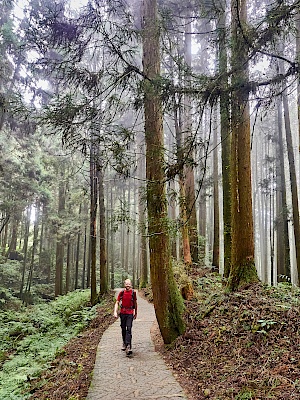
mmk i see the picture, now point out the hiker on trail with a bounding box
[114,279,137,355]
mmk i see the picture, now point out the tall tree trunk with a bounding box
[218,3,231,278]
[55,171,66,297]
[82,223,87,289]
[98,162,108,294]
[296,10,300,152]
[66,236,71,293]
[138,148,148,287]
[227,0,258,291]
[212,107,220,271]
[276,95,291,280]
[8,210,21,259]
[20,207,30,297]
[90,141,98,304]
[38,203,46,272]
[281,72,300,283]
[75,204,81,290]
[142,0,185,344]
[132,181,137,287]
[125,182,131,273]
[174,97,192,265]
[184,15,198,263]
[1,214,9,254]
[24,202,40,304]
[110,189,115,290]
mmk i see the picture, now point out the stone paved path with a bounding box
[86,290,187,400]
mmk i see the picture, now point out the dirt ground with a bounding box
[27,273,300,400]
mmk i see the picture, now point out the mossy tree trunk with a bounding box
[142,0,185,344]
[227,0,258,291]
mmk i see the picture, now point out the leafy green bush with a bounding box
[0,259,22,291]
[0,289,99,399]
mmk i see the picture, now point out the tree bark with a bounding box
[90,141,98,304]
[184,15,198,263]
[55,170,66,297]
[217,4,231,278]
[281,69,300,283]
[174,96,192,265]
[227,0,258,291]
[142,0,185,343]
[98,162,108,294]
[20,207,30,297]
[110,188,115,290]
[75,204,81,290]
[276,95,291,280]
[66,236,71,293]
[137,134,148,288]
[212,107,220,271]
[24,202,40,304]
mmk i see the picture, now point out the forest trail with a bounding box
[86,290,187,400]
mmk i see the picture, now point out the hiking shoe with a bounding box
[121,343,126,351]
[125,345,132,356]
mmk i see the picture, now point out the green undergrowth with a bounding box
[0,289,102,400]
[165,270,300,399]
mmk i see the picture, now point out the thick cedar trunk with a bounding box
[142,0,185,344]
[227,0,258,291]
[98,163,108,294]
[218,6,231,278]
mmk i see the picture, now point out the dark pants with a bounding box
[120,313,134,348]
